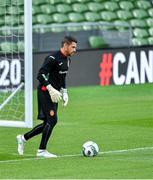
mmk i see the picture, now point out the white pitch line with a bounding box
[0,146,153,164]
[100,146,153,155]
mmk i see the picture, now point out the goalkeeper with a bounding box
[16,36,77,158]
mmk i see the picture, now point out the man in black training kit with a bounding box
[16,36,77,158]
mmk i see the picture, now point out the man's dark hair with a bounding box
[61,36,77,47]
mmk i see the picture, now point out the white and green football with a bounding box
[82,141,99,157]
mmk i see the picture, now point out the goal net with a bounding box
[0,0,33,128]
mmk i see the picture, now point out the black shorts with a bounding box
[37,88,58,120]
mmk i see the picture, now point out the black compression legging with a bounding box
[24,116,57,149]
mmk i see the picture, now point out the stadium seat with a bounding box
[50,0,66,3]
[0,26,12,35]
[17,25,24,34]
[20,15,24,24]
[130,19,147,28]
[46,0,63,4]
[117,10,133,20]
[130,0,138,2]
[67,25,83,31]
[17,41,24,52]
[33,26,52,33]
[50,24,66,32]
[132,9,148,19]
[0,0,11,6]
[0,42,17,53]
[82,22,99,31]
[77,0,91,3]
[56,4,72,13]
[145,18,153,27]
[93,0,107,2]
[148,37,153,45]
[53,13,69,23]
[72,3,88,13]
[7,6,24,15]
[135,0,151,9]
[68,13,85,22]
[133,28,149,38]
[65,0,78,3]
[36,14,53,24]
[32,0,46,5]
[84,12,101,22]
[87,2,104,12]
[0,19,4,26]
[132,38,148,46]
[40,4,56,14]
[148,28,153,36]
[0,7,6,16]
[148,8,153,17]
[100,11,117,21]
[104,2,119,11]
[114,20,130,31]
[5,15,19,26]
[99,23,116,30]
[12,0,24,6]
[89,36,108,48]
[119,1,134,10]
[32,5,41,15]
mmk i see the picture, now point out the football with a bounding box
[82,141,99,157]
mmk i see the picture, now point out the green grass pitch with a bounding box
[0,83,153,179]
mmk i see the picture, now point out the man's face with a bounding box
[64,42,77,56]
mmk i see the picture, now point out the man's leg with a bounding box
[37,108,58,158]
[17,122,45,155]
[24,122,45,141]
[39,110,57,150]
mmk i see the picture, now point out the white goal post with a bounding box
[0,0,33,128]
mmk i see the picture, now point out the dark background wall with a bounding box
[0,46,152,91]
[33,46,153,89]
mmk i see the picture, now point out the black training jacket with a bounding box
[37,50,70,91]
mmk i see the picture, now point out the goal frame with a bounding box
[0,0,33,128]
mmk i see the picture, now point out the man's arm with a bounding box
[37,55,62,103]
[60,75,68,107]
[37,55,55,86]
